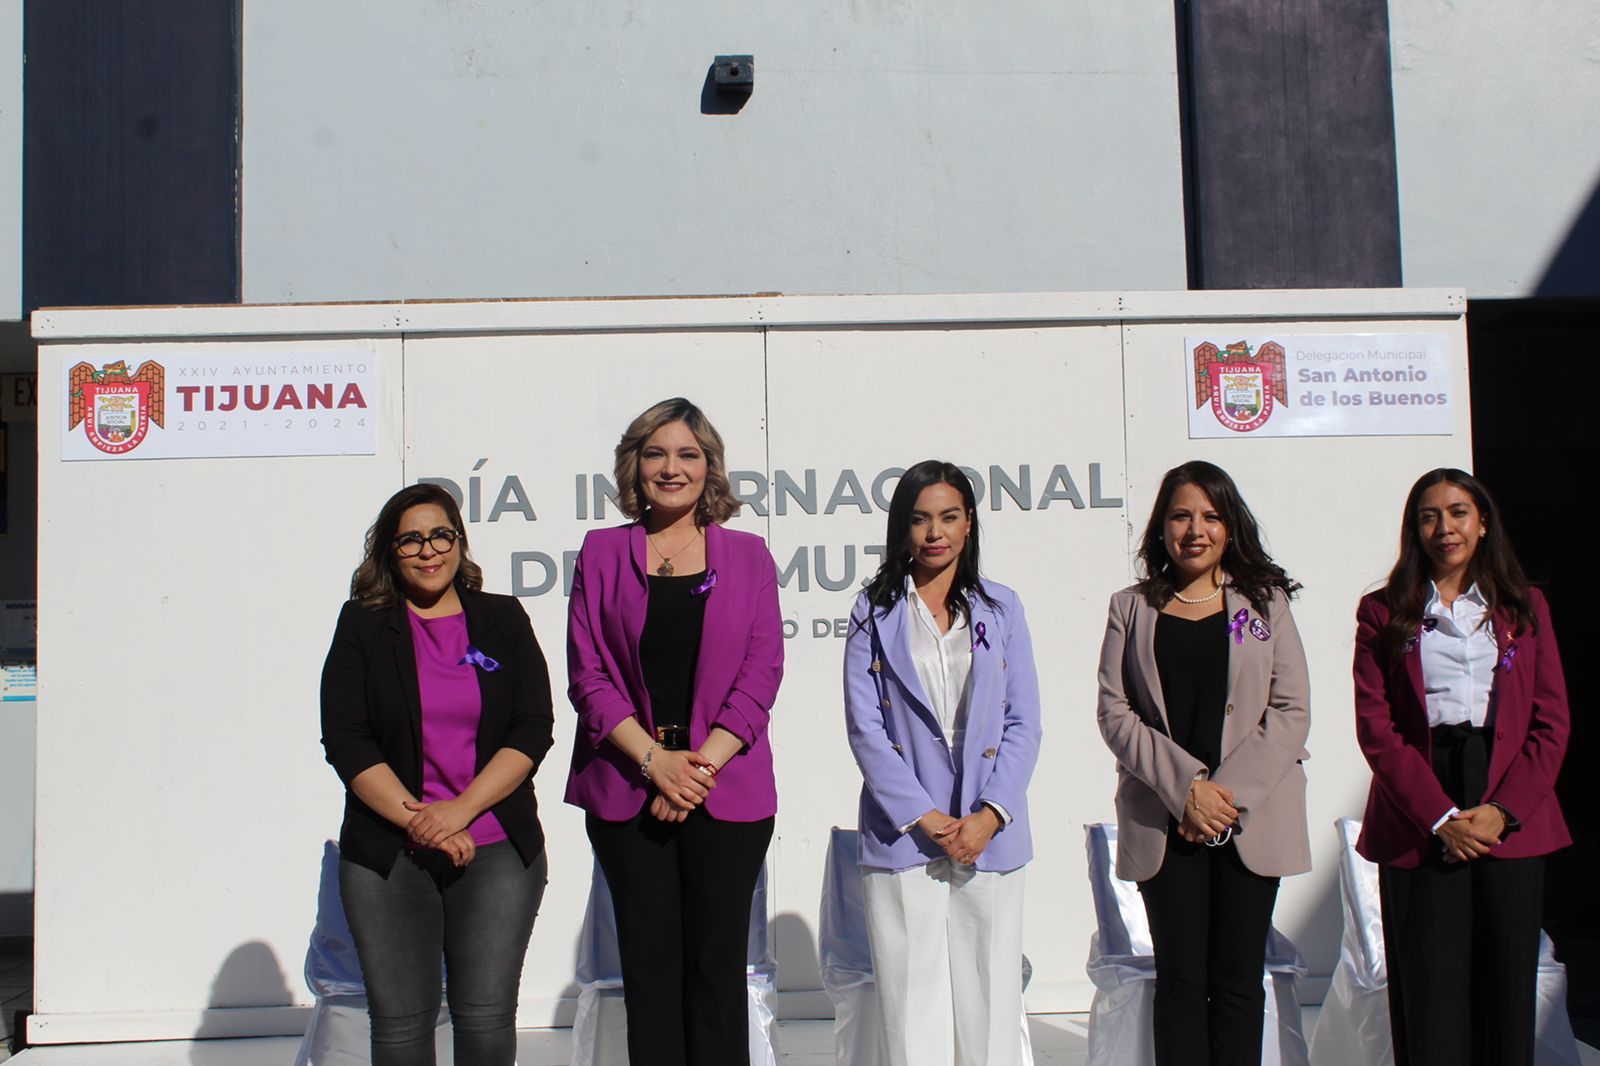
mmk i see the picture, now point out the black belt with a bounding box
[1430,722,1489,810]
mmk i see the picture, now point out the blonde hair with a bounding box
[614,397,741,525]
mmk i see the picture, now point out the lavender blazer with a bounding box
[1353,588,1570,867]
[843,580,1043,873]
[563,522,784,822]
[1096,586,1312,882]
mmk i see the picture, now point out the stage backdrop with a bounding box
[31,289,1469,1043]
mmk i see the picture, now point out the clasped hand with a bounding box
[921,808,1001,865]
[647,748,719,823]
[1179,779,1237,843]
[1437,804,1505,863]
[403,797,478,867]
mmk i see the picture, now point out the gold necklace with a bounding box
[648,527,701,576]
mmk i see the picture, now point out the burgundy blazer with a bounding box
[1353,587,1570,867]
[563,521,784,821]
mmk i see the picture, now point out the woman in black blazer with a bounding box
[321,482,554,1066]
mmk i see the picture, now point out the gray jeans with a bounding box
[340,842,547,1066]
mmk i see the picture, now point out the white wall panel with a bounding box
[241,1,1185,303]
[31,291,1467,1040]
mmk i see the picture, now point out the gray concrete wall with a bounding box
[1,0,21,319]
[1391,0,1600,297]
[240,0,1188,301]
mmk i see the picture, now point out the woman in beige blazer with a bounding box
[1096,460,1311,1066]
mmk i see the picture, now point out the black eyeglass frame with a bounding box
[392,528,463,558]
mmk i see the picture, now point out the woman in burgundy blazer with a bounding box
[1353,468,1569,1066]
[563,397,782,1066]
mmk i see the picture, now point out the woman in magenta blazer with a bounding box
[1354,468,1570,1066]
[564,397,782,1066]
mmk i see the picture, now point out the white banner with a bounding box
[1185,332,1454,438]
[59,347,377,460]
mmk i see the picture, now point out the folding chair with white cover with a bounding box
[569,854,779,1066]
[1308,817,1581,1066]
[817,826,1035,1066]
[1083,822,1310,1066]
[292,840,451,1066]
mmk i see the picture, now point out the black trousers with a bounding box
[1380,723,1545,1066]
[1139,831,1281,1066]
[586,808,774,1066]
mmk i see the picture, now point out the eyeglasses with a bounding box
[392,529,462,557]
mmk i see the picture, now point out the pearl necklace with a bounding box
[1172,583,1224,605]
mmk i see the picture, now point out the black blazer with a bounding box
[320,588,555,875]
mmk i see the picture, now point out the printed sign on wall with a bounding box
[60,349,377,460]
[1185,333,1454,438]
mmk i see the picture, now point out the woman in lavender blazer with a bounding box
[843,459,1043,1066]
[563,397,783,1066]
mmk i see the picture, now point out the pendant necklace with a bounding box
[648,527,701,576]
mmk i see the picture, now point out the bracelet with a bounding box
[640,743,662,780]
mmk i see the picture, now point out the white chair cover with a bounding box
[817,826,1035,1066]
[292,840,451,1066]
[1309,818,1581,1066]
[1084,823,1310,1066]
[569,854,779,1066]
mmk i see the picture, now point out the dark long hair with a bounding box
[1135,460,1299,614]
[349,482,484,608]
[861,460,999,624]
[1378,467,1534,661]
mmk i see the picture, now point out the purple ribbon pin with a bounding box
[1228,608,1249,645]
[459,645,501,673]
[972,621,990,651]
[1404,618,1440,654]
[1498,642,1517,673]
[1249,617,1271,641]
[691,569,719,597]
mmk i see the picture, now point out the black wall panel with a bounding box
[23,2,239,311]
[1180,0,1402,289]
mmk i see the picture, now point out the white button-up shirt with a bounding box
[1420,581,1497,729]
[905,576,973,740]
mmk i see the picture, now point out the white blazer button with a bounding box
[871,660,882,673]
[881,698,892,709]
[1226,703,1234,716]
[983,747,997,759]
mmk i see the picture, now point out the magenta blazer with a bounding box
[563,521,784,821]
[1353,587,1571,868]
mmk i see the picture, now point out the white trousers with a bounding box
[862,858,1027,1066]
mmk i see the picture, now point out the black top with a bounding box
[1154,610,1228,773]
[640,572,709,733]
[320,589,555,875]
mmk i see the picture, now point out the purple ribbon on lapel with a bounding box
[459,645,501,673]
[1228,608,1249,645]
[972,621,990,651]
[1405,617,1440,654]
[1498,641,1517,673]
[691,569,718,597]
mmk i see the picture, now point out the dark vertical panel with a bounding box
[1182,0,1401,289]
[1467,298,1600,1034]
[23,2,239,311]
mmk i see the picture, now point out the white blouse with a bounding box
[905,576,974,740]
[1419,582,1497,729]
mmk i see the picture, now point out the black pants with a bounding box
[1379,723,1545,1066]
[1139,831,1281,1066]
[586,808,775,1066]
[340,843,547,1066]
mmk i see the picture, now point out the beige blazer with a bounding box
[1096,585,1311,881]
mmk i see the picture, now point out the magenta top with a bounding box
[408,610,506,847]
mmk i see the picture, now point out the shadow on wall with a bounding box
[189,941,293,1065]
[1536,172,1600,297]
[773,912,821,995]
